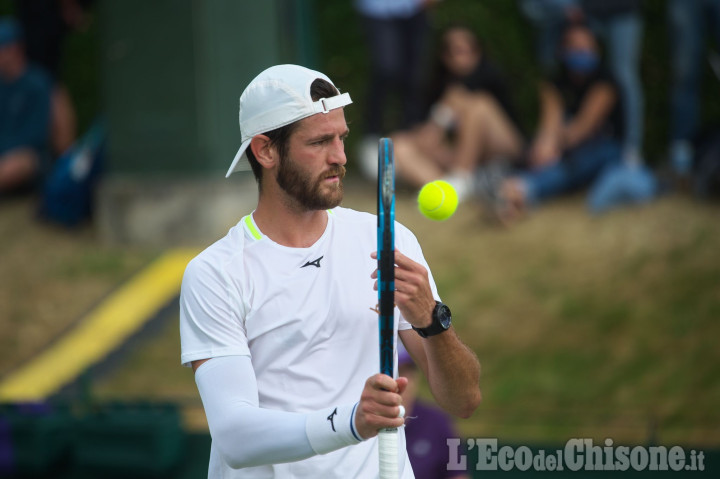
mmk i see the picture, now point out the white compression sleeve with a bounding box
[194,355,362,469]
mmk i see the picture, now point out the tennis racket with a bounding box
[377,137,398,479]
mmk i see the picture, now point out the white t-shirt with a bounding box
[180,207,439,478]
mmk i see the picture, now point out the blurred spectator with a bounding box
[13,0,90,79]
[693,130,720,199]
[0,17,52,196]
[390,25,526,200]
[582,0,645,166]
[520,0,645,165]
[667,0,720,179]
[354,0,438,179]
[12,0,94,157]
[518,0,580,73]
[497,22,622,221]
[690,48,720,200]
[398,345,470,479]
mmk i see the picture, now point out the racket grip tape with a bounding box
[378,427,399,478]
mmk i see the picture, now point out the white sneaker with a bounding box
[441,171,474,203]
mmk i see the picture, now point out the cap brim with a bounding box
[226,138,252,178]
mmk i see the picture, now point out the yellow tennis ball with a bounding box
[418,180,458,221]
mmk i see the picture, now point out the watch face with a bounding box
[438,304,452,329]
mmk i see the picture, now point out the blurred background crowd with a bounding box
[0,0,719,222]
[350,0,720,224]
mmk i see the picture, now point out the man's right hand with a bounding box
[354,374,407,439]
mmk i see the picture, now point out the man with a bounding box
[179,64,482,478]
[0,17,52,195]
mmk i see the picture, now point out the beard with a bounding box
[276,155,345,211]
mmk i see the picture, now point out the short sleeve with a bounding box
[179,254,250,367]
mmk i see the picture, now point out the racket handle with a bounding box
[378,427,399,478]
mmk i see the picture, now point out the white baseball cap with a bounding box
[226,64,353,177]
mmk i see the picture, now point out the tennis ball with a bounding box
[418,180,458,221]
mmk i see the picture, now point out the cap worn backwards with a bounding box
[226,64,353,178]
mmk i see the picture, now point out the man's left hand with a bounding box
[371,250,435,329]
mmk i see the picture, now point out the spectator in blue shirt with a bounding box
[0,17,52,195]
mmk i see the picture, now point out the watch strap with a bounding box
[412,301,451,338]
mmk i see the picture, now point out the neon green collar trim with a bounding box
[243,215,263,240]
[244,210,333,240]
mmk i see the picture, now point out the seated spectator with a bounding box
[519,0,645,165]
[391,25,526,200]
[497,21,622,221]
[398,345,470,479]
[0,17,52,196]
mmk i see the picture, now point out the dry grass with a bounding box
[0,197,158,377]
[400,193,720,447]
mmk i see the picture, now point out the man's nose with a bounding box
[329,137,347,166]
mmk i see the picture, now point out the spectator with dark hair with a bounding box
[390,25,526,200]
[0,17,52,196]
[520,0,645,167]
[497,22,622,221]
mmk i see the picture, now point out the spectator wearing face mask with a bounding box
[496,21,623,222]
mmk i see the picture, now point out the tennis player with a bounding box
[179,64,482,478]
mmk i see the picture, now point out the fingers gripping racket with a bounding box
[377,138,398,478]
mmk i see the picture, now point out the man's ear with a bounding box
[250,135,277,169]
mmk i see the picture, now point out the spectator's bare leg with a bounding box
[451,93,524,172]
[51,85,77,155]
[393,123,451,188]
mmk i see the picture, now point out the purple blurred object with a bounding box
[398,343,414,368]
[0,417,14,476]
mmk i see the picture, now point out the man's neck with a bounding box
[253,190,331,248]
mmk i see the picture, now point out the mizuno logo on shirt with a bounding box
[327,407,338,432]
[301,256,323,268]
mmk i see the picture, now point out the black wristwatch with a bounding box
[413,301,452,338]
